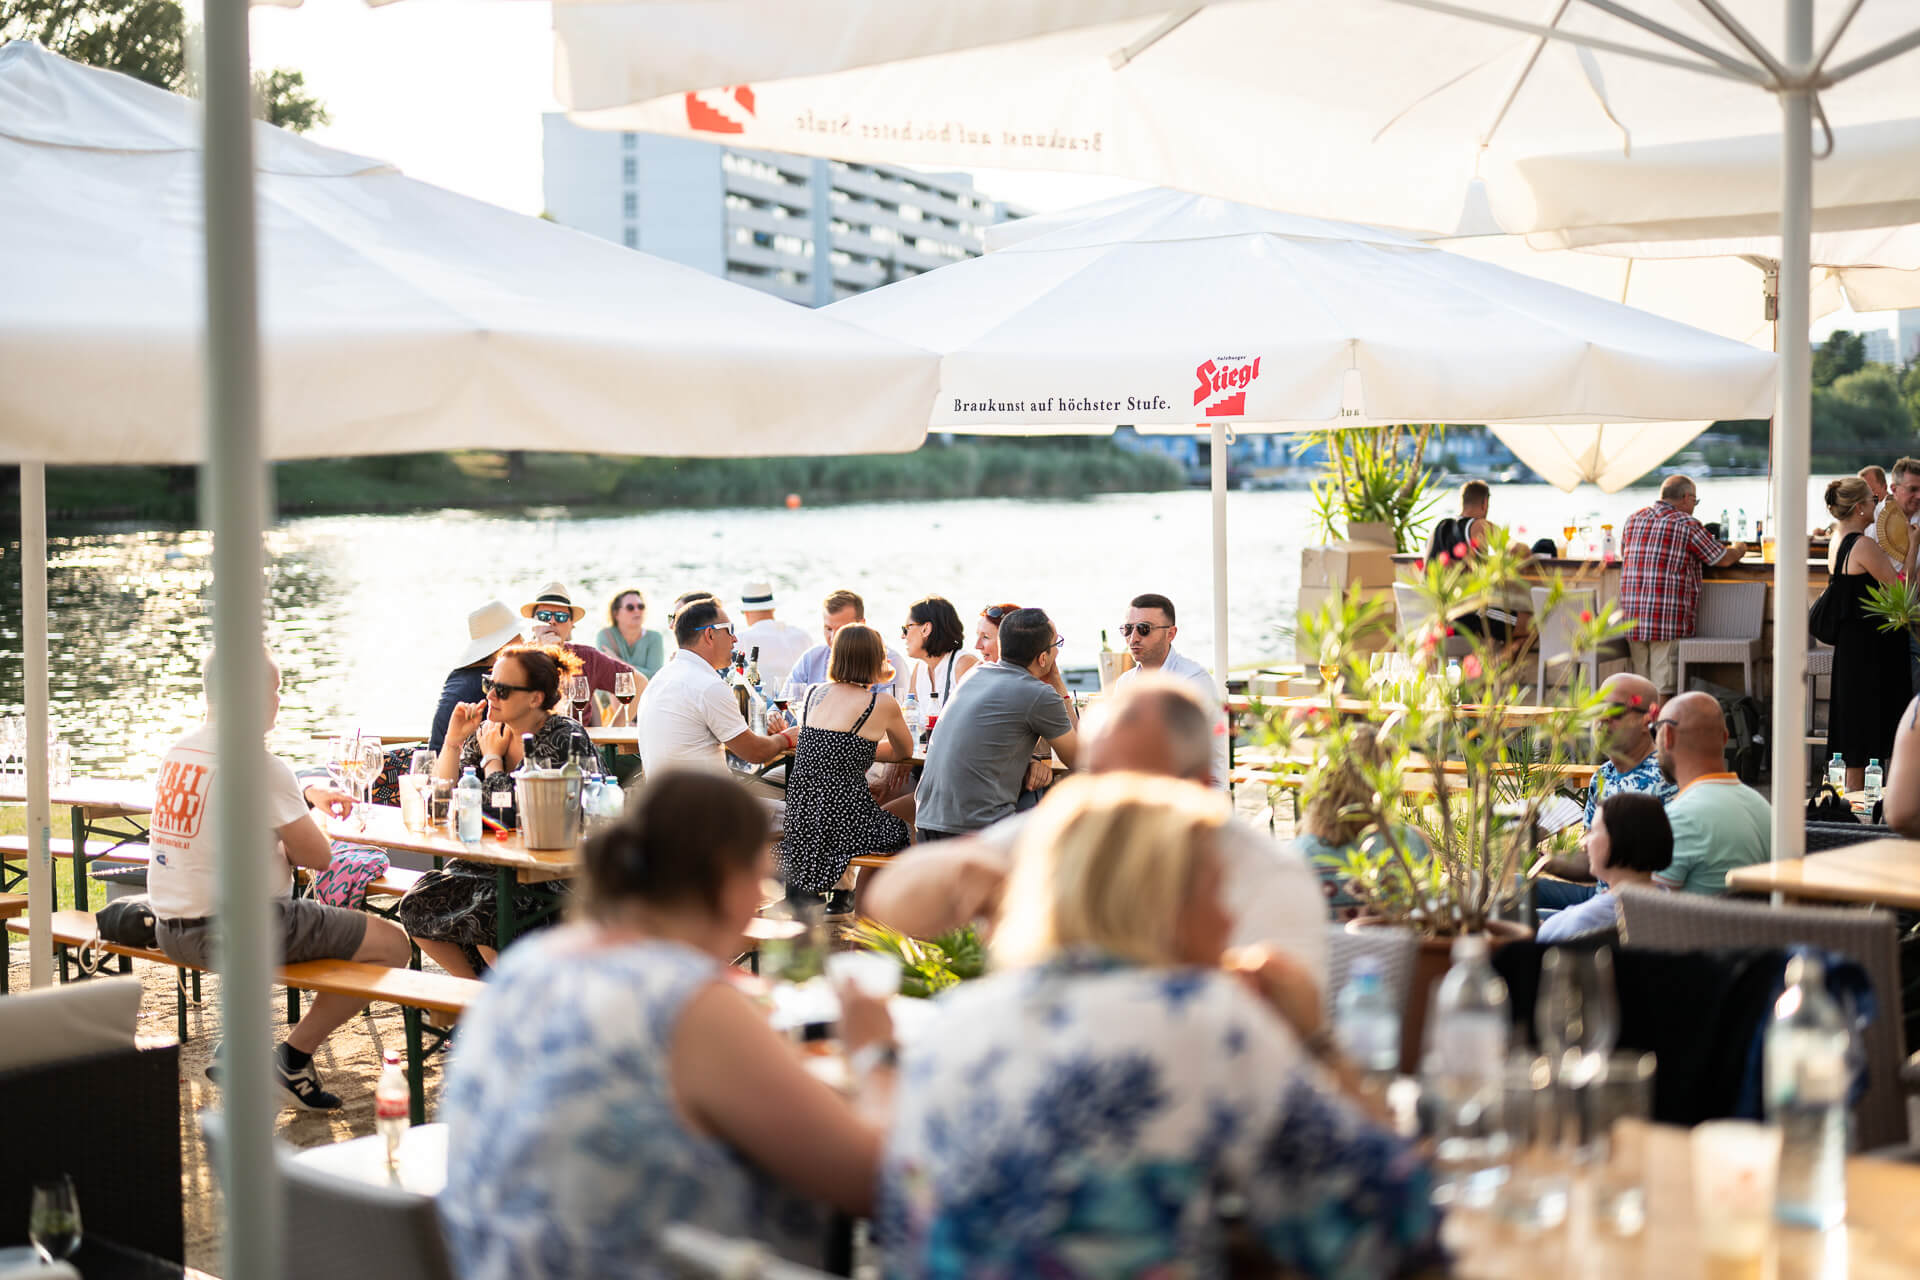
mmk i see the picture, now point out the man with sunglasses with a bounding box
[520,581,636,726]
[1651,691,1771,895]
[637,598,793,777]
[1533,673,1674,911]
[1113,593,1228,789]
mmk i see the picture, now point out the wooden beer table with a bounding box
[1725,839,1920,912]
[0,776,155,906]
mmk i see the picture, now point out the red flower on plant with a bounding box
[1414,558,1426,572]
[1579,610,1594,624]
[1437,550,1451,567]
[1462,655,1482,680]
[1453,542,1470,559]
[1629,694,1643,708]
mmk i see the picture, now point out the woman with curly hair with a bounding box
[397,642,598,978]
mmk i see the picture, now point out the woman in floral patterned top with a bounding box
[878,773,1440,1280]
[440,770,896,1280]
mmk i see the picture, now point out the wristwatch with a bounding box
[848,1041,900,1081]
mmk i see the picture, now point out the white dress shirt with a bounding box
[637,649,749,776]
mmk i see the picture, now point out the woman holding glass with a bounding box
[440,770,894,1280]
[395,642,597,978]
[879,773,1439,1279]
[596,587,666,680]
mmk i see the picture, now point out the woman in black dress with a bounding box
[1823,476,1918,792]
[397,642,596,978]
[777,624,914,913]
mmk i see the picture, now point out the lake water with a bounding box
[2,474,1818,778]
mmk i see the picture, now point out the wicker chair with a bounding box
[1323,921,1419,1019]
[1676,580,1767,696]
[1616,891,1912,1151]
[1530,587,1631,703]
[1804,822,1894,853]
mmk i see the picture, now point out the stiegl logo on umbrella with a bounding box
[1194,356,1260,417]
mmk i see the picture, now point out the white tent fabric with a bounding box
[0,42,941,463]
[824,190,1777,431]
[550,1,1920,245]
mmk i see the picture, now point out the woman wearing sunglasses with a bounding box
[973,601,1020,666]
[397,642,598,979]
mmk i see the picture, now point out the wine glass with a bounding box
[612,671,638,725]
[568,675,592,723]
[1537,947,1620,1081]
[355,737,384,831]
[30,1173,82,1264]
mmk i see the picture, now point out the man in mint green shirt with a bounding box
[1652,692,1771,893]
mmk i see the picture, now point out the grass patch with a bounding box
[2,804,112,913]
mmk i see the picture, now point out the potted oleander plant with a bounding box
[1264,527,1633,1067]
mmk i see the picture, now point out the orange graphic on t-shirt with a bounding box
[153,760,211,839]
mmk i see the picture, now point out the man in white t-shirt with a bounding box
[1114,592,1229,788]
[736,581,813,687]
[860,675,1327,989]
[148,648,411,1111]
[637,599,795,776]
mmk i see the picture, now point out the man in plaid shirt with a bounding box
[1619,475,1746,696]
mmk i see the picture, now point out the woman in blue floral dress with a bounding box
[439,770,898,1280]
[877,773,1441,1280]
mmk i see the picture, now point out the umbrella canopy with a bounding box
[0,41,940,463]
[550,1,1920,246]
[824,189,1778,431]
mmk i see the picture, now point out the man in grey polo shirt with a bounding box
[914,608,1079,840]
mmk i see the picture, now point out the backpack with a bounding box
[1686,675,1767,785]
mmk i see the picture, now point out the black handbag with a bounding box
[1808,533,1856,646]
[95,896,158,948]
[1805,785,1857,824]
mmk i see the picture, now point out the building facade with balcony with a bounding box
[542,119,1027,307]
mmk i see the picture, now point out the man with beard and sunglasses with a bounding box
[637,598,793,777]
[1113,593,1228,788]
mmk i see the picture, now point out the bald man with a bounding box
[1652,691,1771,894]
[858,675,1327,986]
[1535,672,1677,911]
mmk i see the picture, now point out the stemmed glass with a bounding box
[30,1173,82,1264]
[0,714,22,778]
[612,671,638,726]
[355,738,385,829]
[567,676,592,723]
[1537,947,1620,1082]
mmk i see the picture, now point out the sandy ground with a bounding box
[6,784,1290,1277]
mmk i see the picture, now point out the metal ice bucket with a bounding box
[514,768,583,849]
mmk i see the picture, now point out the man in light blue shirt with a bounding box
[1652,692,1771,893]
[788,587,906,697]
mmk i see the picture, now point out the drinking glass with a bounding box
[612,671,638,725]
[1497,1052,1570,1231]
[1536,947,1619,1080]
[1576,1051,1657,1235]
[1691,1120,1781,1263]
[355,737,384,831]
[568,675,592,722]
[30,1173,82,1263]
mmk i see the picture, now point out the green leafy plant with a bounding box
[1261,531,1631,936]
[1863,577,1920,637]
[1306,424,1446,553]
[849,920,986,999]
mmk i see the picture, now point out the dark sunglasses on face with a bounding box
[1648,718,1679,734]
[1119,623,1166,638]
[619,601,645,612]
[532,609,574,624]
[482,676,537,697]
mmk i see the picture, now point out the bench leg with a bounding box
[69,807,88,911]
[57,944,69,984]
[403,1006,426,1126]
[496,867,516,952]
[118,953,132,975]
[192,968,201,1002]
[1,927,8,994]
[177,974,188,1044]
[286,985,300,1026]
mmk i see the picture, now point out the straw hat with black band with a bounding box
[521,582,587,623]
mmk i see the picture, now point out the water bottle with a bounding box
[1718,508,1730,536]
[375,1049,410,1168]
[1423,935,1512,1208]
[1767,951,1850,1228]
[1599,524,1617,563]
[1828,753,1846,791]
[453,766,483,848]
[903,692,924,746]
[1334,957,1401,1087]
[1865,758,1883,803]
[1736,507,1749,541]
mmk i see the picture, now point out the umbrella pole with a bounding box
[1210,421,1229,699]
[21,463,51,988]
[1769,0,1813,868]
[201,0,279,1275]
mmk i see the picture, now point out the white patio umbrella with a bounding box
[824,188,1778,687]
[0,40,937,1279]
[551,0,1920,878]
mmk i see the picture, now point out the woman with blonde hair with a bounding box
[1823,474,1917,790]
[879,773,1439,1280]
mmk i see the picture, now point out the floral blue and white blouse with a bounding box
[877,949,1441,1280]
[438,933,827,1280]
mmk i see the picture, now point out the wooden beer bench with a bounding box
[6,909,481,1123]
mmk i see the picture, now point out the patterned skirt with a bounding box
[395,859,570,970]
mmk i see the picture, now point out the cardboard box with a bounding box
[1293,585,1395,662]
[1345,521,1395,548]
[1301,541,1399,590]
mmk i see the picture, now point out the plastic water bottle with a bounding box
[453,766,483,848]
[1735,508,1749,541]
[375,1049,410,1169]
[1334,957,1401,1086]
[1599,524,1617,563]
[1719,508,1730,536]
[1767,951,1850,1228]
[1828,753,1846,791]
[1865,759,1883,803]
[903,692,924,746]
[1423,935,1512,1207]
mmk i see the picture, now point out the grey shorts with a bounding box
[155,898,368,970]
